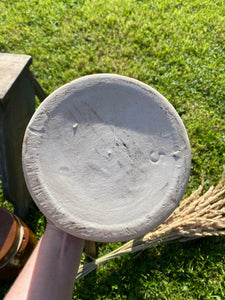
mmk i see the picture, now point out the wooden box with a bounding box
[0,53,36,218]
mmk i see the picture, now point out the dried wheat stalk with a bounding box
[76,169,225,281]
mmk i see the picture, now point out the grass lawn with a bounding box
[0,0,225,299]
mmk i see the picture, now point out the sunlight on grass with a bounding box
[0,0,224,299]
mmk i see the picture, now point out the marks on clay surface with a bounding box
[84,101,104,123]
[72,123,79,134]
[23,136,28,145]
[149,148,183,164]
[59,166,70,176]
[28,126,45,135]
[107,150,113,160]
[149,151,165,163]
[117,160,123,168]
[172,151,182,161]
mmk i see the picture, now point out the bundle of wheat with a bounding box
[76,169,225,281]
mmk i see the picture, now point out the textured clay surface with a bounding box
[22,74,191,242]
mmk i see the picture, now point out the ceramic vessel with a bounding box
[0,207,37,281]
[22,74,191,242]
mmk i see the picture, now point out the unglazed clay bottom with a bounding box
[22,74,191,242]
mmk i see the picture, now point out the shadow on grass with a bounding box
[73,236,225,299]
[24,202,47,239]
